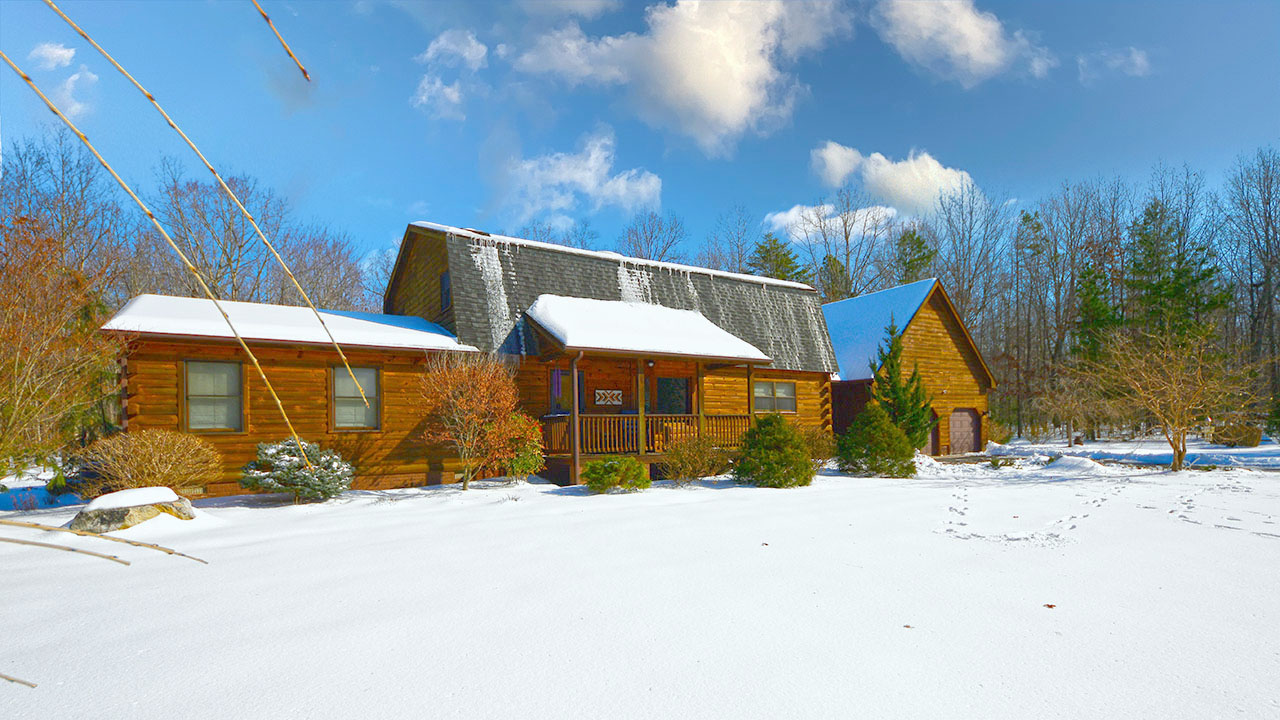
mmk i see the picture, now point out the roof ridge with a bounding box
[411,220,816,292]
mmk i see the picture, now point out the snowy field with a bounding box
[4,448,1280,718]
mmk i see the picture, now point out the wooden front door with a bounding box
[949,408,980,454]
[925,411,940,456]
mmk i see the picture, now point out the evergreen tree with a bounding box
[746,232,807,283]
[816,254,853,302]
[1126,199,1229,337]
[869,321,937,449]
[1073,263,1120,364]
[892,227,936,284]
[836,402,915,477]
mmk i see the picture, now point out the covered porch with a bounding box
[523,294,774,483]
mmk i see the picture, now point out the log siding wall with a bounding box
[123,339,461,496]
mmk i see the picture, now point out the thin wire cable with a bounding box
[0,49,311,465]
[250,0,310,81]
[44,0,368,408]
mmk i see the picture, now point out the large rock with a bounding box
[69,487,195,533]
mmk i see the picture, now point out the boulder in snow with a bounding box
[69,487,195,533]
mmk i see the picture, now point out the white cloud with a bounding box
[811,141,863,187]
[764,203,832,234]
[518,0,621,18]
[1077,46,1151,84]
[809,141,972,215]
[505,128,661,223]
[763,203,897,235]
[410,74,464,119]
[514,1,852,156]
[28,42,75,70]
[53,65,98,118]
[871,0,1055,88]
[417,28,488,71]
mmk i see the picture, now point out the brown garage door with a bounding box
[949,408,981,454]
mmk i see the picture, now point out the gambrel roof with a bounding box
[385,222,839,373]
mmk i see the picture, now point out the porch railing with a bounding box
[543,413,751,456]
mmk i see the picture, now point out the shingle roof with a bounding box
[412,222,838,373]
[821,278,937,381]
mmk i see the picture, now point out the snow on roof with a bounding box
[821,279,937,381]
[525,294,771,363]
[411,220,815,291]
[103,294,477,352]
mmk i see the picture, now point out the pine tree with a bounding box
[869,321,937,449]
[1126,199,1229,337]
[1073,263,1120,364]
[746,232,807,283]
[816,254,852,302]
[892,228,936,284]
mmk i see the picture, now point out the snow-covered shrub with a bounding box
[583,455,649,494]
[732,413,814,488]
[836,404,915,478]
[240,439,352,502]
[503,412,545,483]
[76,429,221,498]
[659,435,731,486]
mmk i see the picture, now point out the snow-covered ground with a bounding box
[991,435,1280,469]
[4,451,1279,718]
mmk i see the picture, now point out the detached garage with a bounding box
[822,279,996,455]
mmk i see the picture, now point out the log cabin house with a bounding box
[384,222,840,484]
[821,278,996,455]
[103,221,839,494]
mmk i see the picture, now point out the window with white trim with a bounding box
[753,380,797,413]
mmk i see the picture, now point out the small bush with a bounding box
[987,420,1013,445]
[1215,423,1262,448]
[799,424,836,470]
[732,413,814,488]
[241,438,353,502]
[76,429,222,498]
[836,403,915,478]
[503,412,546,482]
[583,455,649,494]
[988,456,1015,469]
[659,435,732,486]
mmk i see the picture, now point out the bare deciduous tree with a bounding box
[1087,329,1259,470]
[792,187,893,301]
[618,210,686,262]
[698,204,756,273]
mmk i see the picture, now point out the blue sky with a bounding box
[2,0,1277,262]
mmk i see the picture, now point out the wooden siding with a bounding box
[703,366,830,430]
[896,289,990,453]
[123,339,462,497]
[386,228,454,332]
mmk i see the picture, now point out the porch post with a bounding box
[636,358,646,453]
[571,352,582,485]
[696,361,705,437]
[747,364,755,417]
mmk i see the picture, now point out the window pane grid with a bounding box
[752,381,797,413]
[186,361,242,431]
[334,367,379,429]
